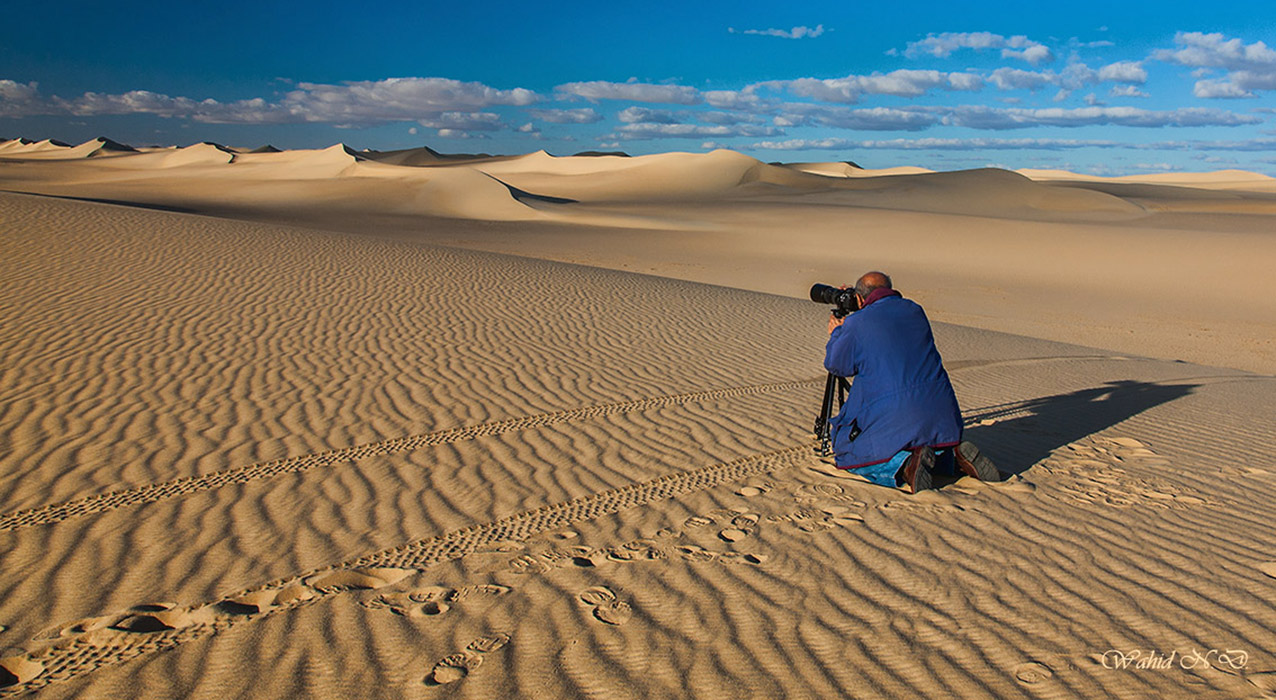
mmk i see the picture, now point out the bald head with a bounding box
[854,271,892,299]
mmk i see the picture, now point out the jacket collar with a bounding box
[863,287,902,307]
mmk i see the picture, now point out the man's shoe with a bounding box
[954,441,1001,481]
[901,447,935,494]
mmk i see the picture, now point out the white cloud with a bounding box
[1003,45,1053,65]
[947,73,984,91]
[750,138,856,150]
[1193,80,1254,98]
[748,137,1126,151]
[0,77,539,126]
[903,32,1054,64]
[0,79,38,99]
[614,123,780,140]
[277,78,537,123]
[697,110,759,125]
[617,106,679,123]
[751,136,1276,152]
[729,24,825,39]
[1109,85,1150,98]
[435,128,488,139]
[526,108,602,123]
[855,137,1121,150]
[703,89,771,111]
[1097,61,1147,84]
[416,112,504,131]
[779,105,939,131]
[989,68,1055,91]
[943,105,1261,129]
[1153,32,1276,97]
[756,70,981,104]
[556,80,701,104]
[1069,38,1116,49]
[616,106,761,128]
[1153,32,1276,70]
[988,61,1144,93]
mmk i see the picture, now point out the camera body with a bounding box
[810,283,861,318]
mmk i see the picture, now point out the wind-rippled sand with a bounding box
[0,158,1274,698]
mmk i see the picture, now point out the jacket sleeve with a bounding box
[824,323,857,377]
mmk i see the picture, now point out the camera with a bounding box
[810,283,860,318]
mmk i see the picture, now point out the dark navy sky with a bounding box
[4,0,1275,174]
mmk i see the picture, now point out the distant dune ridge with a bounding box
[0,185,1273,698]
[1,136,1271,373]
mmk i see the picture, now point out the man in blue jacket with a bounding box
[825,271,999,493]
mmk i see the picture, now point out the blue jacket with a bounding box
[823,291,962,468]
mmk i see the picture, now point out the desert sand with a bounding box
[0,138,1274,698]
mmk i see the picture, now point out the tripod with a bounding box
[814,372,851,457]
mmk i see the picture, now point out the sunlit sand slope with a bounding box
[1,193,1273,699]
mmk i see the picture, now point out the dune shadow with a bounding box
[0,190,198,214]
[960,380,1199,476]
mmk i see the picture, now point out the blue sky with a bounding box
[3,0,1276,174]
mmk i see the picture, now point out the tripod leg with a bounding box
[815,373,839,457]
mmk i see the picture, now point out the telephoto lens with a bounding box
[810,283,860,317]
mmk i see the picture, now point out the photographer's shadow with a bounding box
[960,380,1199,476]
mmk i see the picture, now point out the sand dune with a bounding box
[1020,166,1276,193]
[0,191,1273,699]
[1,143,1273,373]
[782,162,934,178]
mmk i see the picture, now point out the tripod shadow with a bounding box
[959,380,1199,476]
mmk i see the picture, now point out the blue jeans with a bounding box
[845,448,955,488]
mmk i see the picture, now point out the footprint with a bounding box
[736,484,770,497]
[0,655,43,688]
[992,475,1037,494]
[475,541,525,553]
[578,587,632,625]
[593,601,633,626]
[423,633,510,685]
[407,585,455,604]
[805,483,845,497]
[731,513,760,528]
[718,528,751,542]
[717,552,768,566]
[675,545,717,562]
[38,614,118,641]
[305,567,410,592]
[271,584,316,606]
[427,651,483,685]
[368,583,510,618]
[112,603,213,633]
[467,634,511,654]
[818,505,865,523]
[797,519,835,533]
[215,589,280,616]
[578,587,617,606]
[1258,562,1276,579]
[1014,661,1054,684]
[418,600,450,616]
